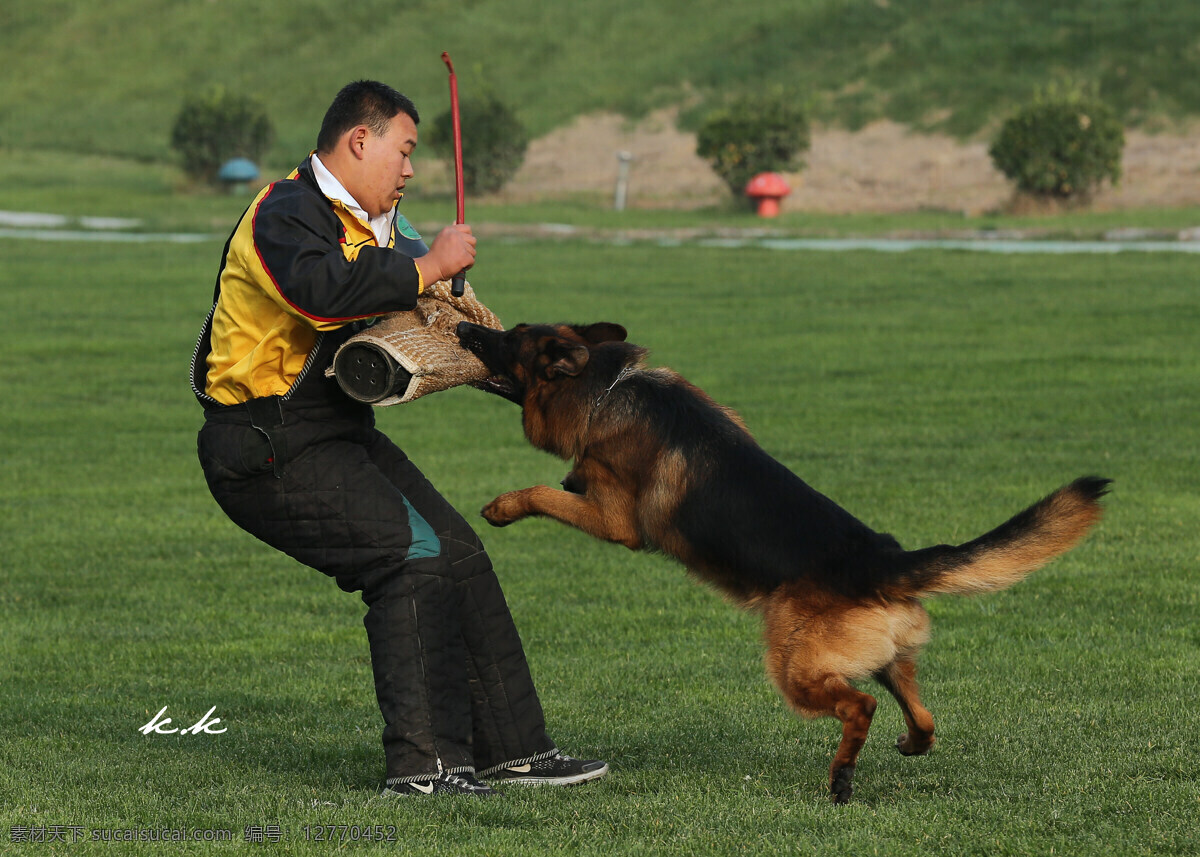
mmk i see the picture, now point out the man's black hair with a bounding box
[316,80,419,153]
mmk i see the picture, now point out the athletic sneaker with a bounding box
[381,771,497,797]
[483,753,609,786]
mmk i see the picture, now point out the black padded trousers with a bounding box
[197,399,556,781]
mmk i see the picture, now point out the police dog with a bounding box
[456,320,1109,803]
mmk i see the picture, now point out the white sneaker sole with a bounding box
[495,763,609,787]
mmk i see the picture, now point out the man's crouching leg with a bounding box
[449,543,608,788]
[358,559,498,797]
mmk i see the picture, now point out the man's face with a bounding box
[359,111,418,218]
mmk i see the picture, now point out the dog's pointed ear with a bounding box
[575,322,628,344]
[546,340,590,378]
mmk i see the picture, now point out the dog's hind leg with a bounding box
[776,671,878,804]
[820,678,878,805]
[765,595,927,802]
[874,655,936,756]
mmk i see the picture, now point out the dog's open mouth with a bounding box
[478,375,519,398]
[457,321,524,403]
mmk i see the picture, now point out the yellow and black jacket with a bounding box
[191,156,428,408]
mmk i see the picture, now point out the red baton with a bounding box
[442,51,467,297]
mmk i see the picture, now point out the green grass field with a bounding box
[1,231,1196,854]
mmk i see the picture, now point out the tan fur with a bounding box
[919,481,1106,596]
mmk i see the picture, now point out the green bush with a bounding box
[989,95,1124,200]
[170,88,274,185]
[695,94,810,201]
[430,94,529,195]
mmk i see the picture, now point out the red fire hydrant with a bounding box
[745,172,791,217]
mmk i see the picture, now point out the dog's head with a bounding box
[457,321,628,404]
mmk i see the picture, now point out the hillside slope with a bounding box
[2,0,1198,165]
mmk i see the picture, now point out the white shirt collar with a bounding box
[310,153,394,247]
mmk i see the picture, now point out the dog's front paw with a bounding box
[481,492,528,527]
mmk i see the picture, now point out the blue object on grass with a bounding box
[217,158,260,183]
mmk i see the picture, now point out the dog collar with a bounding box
[592,365,637,412]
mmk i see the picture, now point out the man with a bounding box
[190,80,607,797]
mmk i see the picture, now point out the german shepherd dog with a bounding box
[457,320,1109,803]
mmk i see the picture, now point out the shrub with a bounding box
[430,94,529,195]
[989,94,1124,201]
[170,88,274,185]
[696,94,810,201]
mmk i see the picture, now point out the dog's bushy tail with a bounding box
[897,476,1111,598]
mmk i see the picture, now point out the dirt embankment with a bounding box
[492,109,1200,215]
